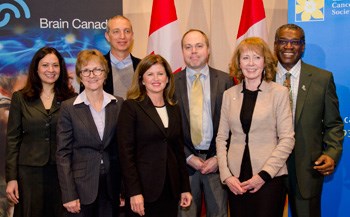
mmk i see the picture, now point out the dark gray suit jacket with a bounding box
[6,91,61,182]
[174,67,234,175]
[56,95,123,205]
[289,61,343,199]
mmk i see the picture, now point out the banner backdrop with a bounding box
[288,1,350,216]
[0,0,122,215]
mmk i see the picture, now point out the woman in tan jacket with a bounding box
[216,37,294,217]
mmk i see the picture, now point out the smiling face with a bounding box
[142,63,169,96]
[182,30,210,71]
[274,28,305,71]
[239,48,265,83]
[37,53,60,86]
[105,17,133,57]
[79,60,106,92]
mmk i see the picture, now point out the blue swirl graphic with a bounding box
[0,0,30,28]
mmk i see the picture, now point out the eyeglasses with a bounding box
[276,39,304,46]
[80,68,105,77]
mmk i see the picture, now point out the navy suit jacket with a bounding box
[174,67,234,175]
[117,96,190,203]
[56,96,123,205]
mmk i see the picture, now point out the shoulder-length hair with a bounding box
[127,54,176,105]
[21,47,75,101]
[229,37,276,83]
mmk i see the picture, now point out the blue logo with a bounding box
[0,0,30,28]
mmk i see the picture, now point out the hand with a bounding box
[179,192,192,208]
[6,180,19,204]
[187,155,204,171]
[130,194,145,216]
[63,199,81,213]
[314,154,335,176]
[200,157,218,174]
[241,175,265,193]
[120,195,125,207]
[225,176,246,195]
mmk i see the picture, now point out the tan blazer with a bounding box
[216,81,295,183]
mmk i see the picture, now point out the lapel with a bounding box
[74,102,102,143]
[102,100,115,144]
[138,96,167,136]
[31,97,60,115]
[295,62,312,126]
[177,69,190,124]
[209,67,218,118]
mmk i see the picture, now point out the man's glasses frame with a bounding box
[276,39,305,46]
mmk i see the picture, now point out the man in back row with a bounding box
[274,23,344,217]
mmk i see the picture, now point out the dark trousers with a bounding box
[125,179,178,217]
[228,175,287,217]
[14,164,64,217]
[66,174,119,217]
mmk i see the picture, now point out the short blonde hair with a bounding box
[230,37,276,83]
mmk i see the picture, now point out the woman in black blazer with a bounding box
[6,47,76,217]
[56,49,123,217]
[117,54,192,217]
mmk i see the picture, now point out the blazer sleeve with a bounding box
[6,91,23,182]
[261,87,295,177]
[117,100,143,197]
[56,101,79,203]
[322,74,344,163]
[216,90,233,183]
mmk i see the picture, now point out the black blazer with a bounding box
[174,67,234,175]
[117,96,190,203]
[6,91,61,182]
[56,95,123,205]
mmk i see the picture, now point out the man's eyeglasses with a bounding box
[81,68,105,77]
[276,39,305,46]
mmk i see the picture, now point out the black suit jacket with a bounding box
[117,96,190,203]
[174,67,234,175]
[289,62,343,199]
[56,95,123,205]
[6,91,61,182]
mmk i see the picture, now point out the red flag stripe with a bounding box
[148,0,178,36]
[236,0,266,39]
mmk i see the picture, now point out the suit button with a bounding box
[45,138,49,141]
[46,123,50,127]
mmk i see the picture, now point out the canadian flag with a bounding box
[147,0,184,73]
[236,0,268,45]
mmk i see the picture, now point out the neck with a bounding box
[147,93,165,107]
[111,50,130,61]
[244,79,261,91]
[85,89,104,112]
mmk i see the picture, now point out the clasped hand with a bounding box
[225,175,265,195]
[187,156,218,174]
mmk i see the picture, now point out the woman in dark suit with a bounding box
[117,54,192,217]
[56,49,123,217]
[6,47,76,217]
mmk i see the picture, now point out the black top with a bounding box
[239,81,271,182]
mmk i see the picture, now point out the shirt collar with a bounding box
[277,59,302,79]
[74,90,117,107]
[186,65,209,80]
[110,53,132,69]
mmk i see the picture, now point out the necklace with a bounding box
[41,91,54,100]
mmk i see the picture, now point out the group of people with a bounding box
[4,14,343,217]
